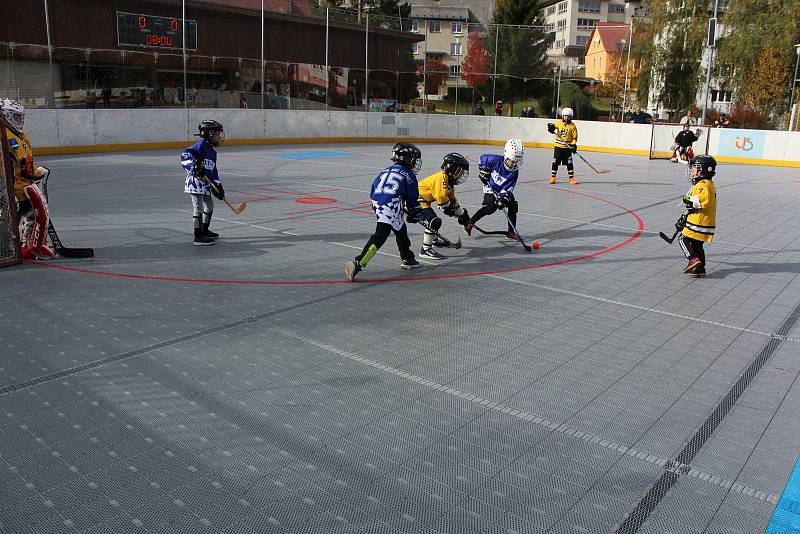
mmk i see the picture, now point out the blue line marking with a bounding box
[273,151,352,159]
[766,458,800,533]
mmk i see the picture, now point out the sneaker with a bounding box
[549,177,557,184]
[670,157,678,163]
[463,224,473,237]
[345,260,361,281]
[505,233,518,241]
[205,228,219,239]
[193,235,215,246]
[401,257,421,269]
[688,268,706,278]
[683,257,702,273]
[568,177,578,185]
[419,247,445,260]
[432,237,449,248]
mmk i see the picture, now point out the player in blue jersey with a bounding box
[345,143,423,281]
[180,120,226,246]
[465,139,524,240]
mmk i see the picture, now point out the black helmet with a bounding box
[441,152,469,186]
[197,120,225,146]
[689,155,716,181]
[391,142,422,173]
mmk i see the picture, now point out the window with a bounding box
[553,39,565,50]
[712,90,731,103]
[451,22,463,34]
[429,20,441,32]
[547,6,556,16]
[410,19,419,32]
[556,19,567,30]
[449,64,461,77]
[608,4,626,13]
[558,1,567,14]
[578,1,600,13]
[450,42,462,56]
[577,18,598,29]
[576,35,589,45]
[412,42,420,55]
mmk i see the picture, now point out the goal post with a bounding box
[0,115,22,268]
[649,122,711,160]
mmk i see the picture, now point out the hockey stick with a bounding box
[554,132,611,174]
[402,209,462,249]
[198,175,246,215]
[491,193,532,253]
[659,213,687,244]
[38,167,95,258]
[471,224,508,236]
[574,152,611,174]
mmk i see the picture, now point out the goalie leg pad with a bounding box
[22,184,53,259]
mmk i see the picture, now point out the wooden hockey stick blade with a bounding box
[225,199,247,215]
[576,152,612,174]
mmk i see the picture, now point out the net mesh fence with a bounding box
[0,117,21,268]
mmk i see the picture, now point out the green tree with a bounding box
[715,0,800,118]
[486,0,552,100]
[635,0,716,112]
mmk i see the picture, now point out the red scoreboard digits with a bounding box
[117,12,197,50]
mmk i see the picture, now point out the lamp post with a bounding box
[789,44,800,131]
[701,0,720,125]
[620,20,633,123]
[552,67,558,117]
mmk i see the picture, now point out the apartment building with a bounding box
[409,5,472,98]
[539,0,641,74]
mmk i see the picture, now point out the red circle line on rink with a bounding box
[27,187,645,285]
[295,197,337,204]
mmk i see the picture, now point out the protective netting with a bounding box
[0,118,21,267]
[649,123,711,160]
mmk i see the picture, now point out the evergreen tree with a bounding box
[486,0,552,100]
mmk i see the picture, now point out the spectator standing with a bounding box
[714,112,731,128]
[629,107,649,124]
[680,110,698,126]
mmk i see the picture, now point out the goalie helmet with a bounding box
[197,119,225,146]
[688,154,716,182]
[441,152,469,186]
[503,138,524,171]
[391,142,422,173]
[0,98,25,134]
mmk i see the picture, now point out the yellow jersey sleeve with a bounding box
[6,128,35,201]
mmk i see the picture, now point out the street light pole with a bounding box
[789,44,800,131]
[700,0,720,125]
[620,20,633,123]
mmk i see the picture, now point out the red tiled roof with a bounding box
[586,22,630,55]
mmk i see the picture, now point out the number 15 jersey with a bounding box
[370,164,420,231]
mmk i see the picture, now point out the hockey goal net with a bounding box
[0,116,22,267]
[649,123,711,160]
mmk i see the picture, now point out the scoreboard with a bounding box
[117,12,197,51]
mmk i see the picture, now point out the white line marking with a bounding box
[274,328,779,506]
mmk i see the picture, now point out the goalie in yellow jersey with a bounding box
[547,107,578,185]
[416,153,470,260]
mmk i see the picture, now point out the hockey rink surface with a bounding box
[2,141,800,534]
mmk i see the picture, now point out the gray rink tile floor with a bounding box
[1,142,800,533]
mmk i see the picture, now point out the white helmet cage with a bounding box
[0,98,25,133]
[503,138,524,171]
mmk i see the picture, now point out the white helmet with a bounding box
[0,98,25,134]
[561,107,574,118]
[503,138,524,171]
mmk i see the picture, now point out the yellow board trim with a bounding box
[34,137,799,167]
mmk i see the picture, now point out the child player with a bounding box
[465,139,524,241]
[345,143,423,281]
[547,107,578,185]
[679,155,717,278]
[416,152,471,260]
[180,120,226,246]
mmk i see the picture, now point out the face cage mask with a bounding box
[205,130,225,146]
[504,158,519,172]
[448,168,468,186]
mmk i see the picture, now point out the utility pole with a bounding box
[700,0,720,125]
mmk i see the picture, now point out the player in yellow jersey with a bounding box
[2,98,53,258]
[679,155,717,278]
[547,107,578,185]
[416,153,470,260]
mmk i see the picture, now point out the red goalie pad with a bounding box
[21,183,53,259]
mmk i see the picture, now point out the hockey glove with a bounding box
[443,204,457,217]
[212,183,225,200]
[405,205,422,224]
[547,123,556,134]
[457,209,470,226]
[495,194,510,209]
[682,194,698,212]
[193,160,206,178]
[569,144,577,154]
[478,168,491,186]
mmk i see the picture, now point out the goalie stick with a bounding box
[39,166,95,258]
[659,212,688,244]
[198,175,246,215]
